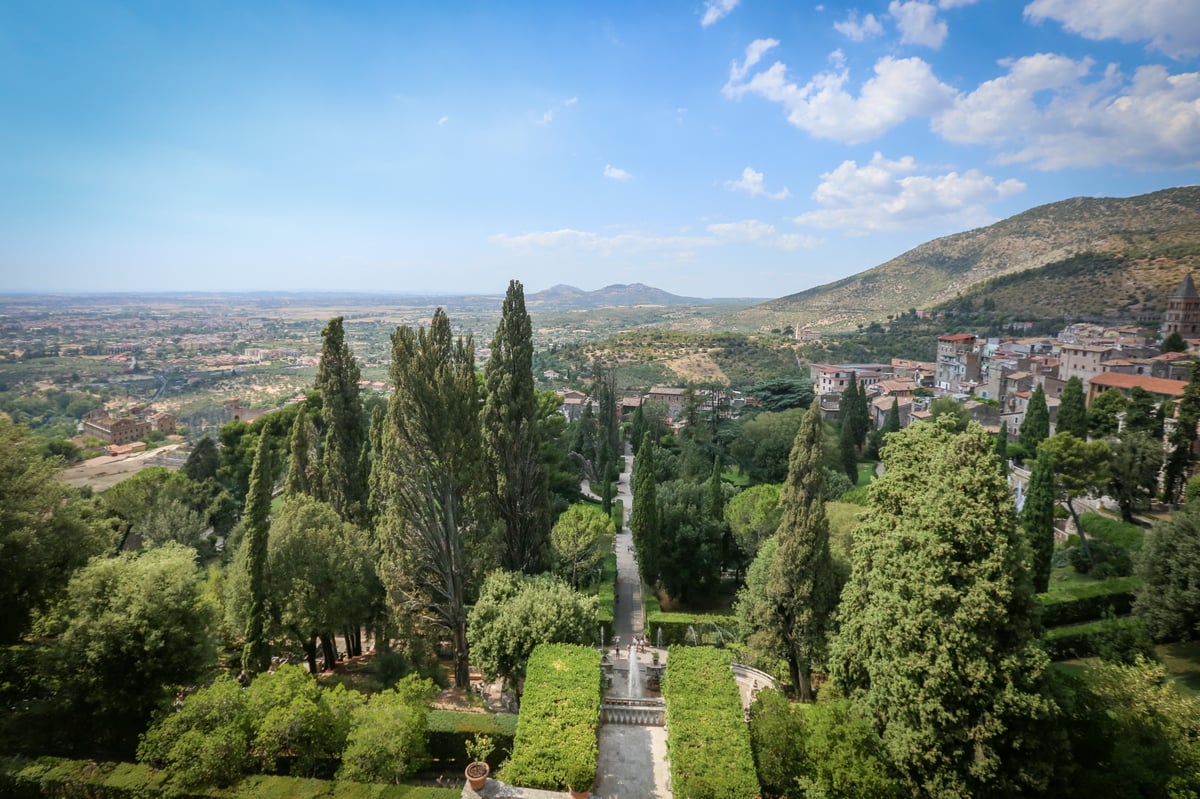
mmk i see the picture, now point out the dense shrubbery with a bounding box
[644,594,737,646]
[0,755,461,798]
[1038,576,1139,628]
[425,712,517,769]
[661,647,760,799]
[500,644,600,793]
[1080,512,1145,551]
[1043,616,1154,661]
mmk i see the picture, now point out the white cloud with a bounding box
[934,54,1200,169]
[724,44,956,143]
[564,97,578,106]
[834,11,885,41]
[1025,0,1200,59]
[707,220,817,250]
[726,167,792,199]
[939,0,980,7]
[536,110,554,125]
[889,1,949,49]
[604,164,632,181]
[794,152,1025,234]
[701,0,740,27]
[437,116,449,126]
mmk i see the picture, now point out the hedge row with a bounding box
[597,537,617,627]
[661,647,761,799]
[1080,512,1145,551]
[1037,576,1140,628]
[644,594,737,647]
[499,644,600,793]
[425,711,517,769]
[1043,616,1149,661]
[0,756,460,799]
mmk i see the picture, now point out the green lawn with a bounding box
[856,462,877,485]
[1051,641,1200,698]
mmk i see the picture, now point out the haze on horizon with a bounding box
[2,1,1199,299]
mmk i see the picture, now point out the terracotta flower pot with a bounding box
[568,789,589,799]
[465,761,490,791]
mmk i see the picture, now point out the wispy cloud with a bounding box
[437,115,449,126]
[1025,0,1200,59]
[726,167,791,199]
[536,110,554,125]
[834,11,884,42]
[604,164,632,181]
[490,218,816,255]
[564,96,578,106]
[701,0,741,27]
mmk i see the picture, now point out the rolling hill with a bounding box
[527,283,708,309]
[732,186,1200,332]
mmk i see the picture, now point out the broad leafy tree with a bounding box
[1109,431,1163,522]
[481,280,550,574]
[767,400,837,701]
[829,417,1055,797]
[1040,432,1111,558]
[1087,387,1127,439]
[729,407,805,484]
[1056,377,1087,439]
[747,376,815,413]
[57,543,214,750]
[375,309,481,689]
[466,571,596,686]
[550,502,613,587]
[656,477,727,604]
[338,683,435,783]
[724,483,782,565]
[1135,502,1200,641]
[183,435,219,483]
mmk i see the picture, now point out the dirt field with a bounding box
[59,444,185,492]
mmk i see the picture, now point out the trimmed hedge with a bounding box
[1080,512,1145,551]
[1043,616,1149,661]
[661,647,761,799]
[500,644,600,793]
[597,537,617,627]
[644,594,737,646]
[425,711,517,769]
[0,756,460,799]
[1037,576,1140,628]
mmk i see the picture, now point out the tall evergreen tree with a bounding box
[284,404,316,497]
[995,420,1009,476]
[183,436,219,483]
[630,432,660,586]
[708,456,724,521]
[1020,384,1050,453]
[315,317,365,523]
[841,374,861,448]
[884,398,901,434]
[1022,445,1056,593]
[829,417,1054,796]
[481,280,550,574]
[768,399,837,702]
[839,414,858,485]
[1122,386,1158,437]
[376,309,480,689]
[241,431,273,677]
[1056,376,1088,439]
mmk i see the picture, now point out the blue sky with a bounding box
[2,0,1198,299]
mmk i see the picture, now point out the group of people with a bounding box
[610,634,651,658]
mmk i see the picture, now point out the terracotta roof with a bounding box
[939,333,976,342]
[1088,372,1188,396]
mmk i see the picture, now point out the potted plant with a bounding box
[464,733,494,791]
[565,751,595,799]
[651,650,659,665]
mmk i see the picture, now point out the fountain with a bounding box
[656,626,662,649]
[627,645,641,697]
[600,624,606,650]
[686,624,698,645]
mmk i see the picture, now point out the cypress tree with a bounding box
[1020,384,1050,453]
[481,280,550,574]
[840,414,858,485]
[885,398,901,434]
[829,417,1053,796]
[1022,446,1056,593]
[241,431,273,677]
[995,420,1009,476]
[630,432,660,586]
[767,398,837,702]
[708,456,724,521]
[841,375,861,448]
[1056,377,1087,439]
[1165,361,1200,503]
[284,404,315,497]
[315,317,365,523]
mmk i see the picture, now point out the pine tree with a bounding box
[315,317,365,523]
[241,431,273,677]
[481,280,550,574]
[1056,377,1087,439]
[630,432,660,586]
[1020,384,1050,453]
[768,399,837,701]
[829,417,1054,796]
[1022,445,1056,593]
[376,309,480,689]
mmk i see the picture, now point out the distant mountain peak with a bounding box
[527,282,703,309]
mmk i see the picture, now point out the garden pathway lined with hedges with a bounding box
[593,443,673,799]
